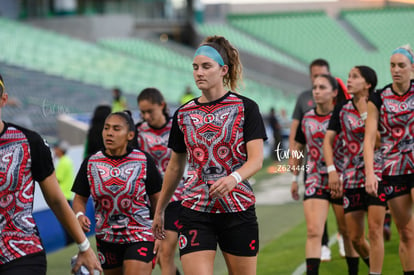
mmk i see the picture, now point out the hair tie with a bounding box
[194,45,225,66]
[392,48,414,64]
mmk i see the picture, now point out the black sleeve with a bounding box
[368,89,383,111]
[21,126,55,182]
[71,157,91,197]
[168,110,187,153]
[242,96,268,142]
[327,101,344,133]
[144,152,162,195]
[294,118,306,145]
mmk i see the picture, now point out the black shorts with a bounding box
[164,201,182,232]
[96,239,155,269]
[343,185,387,214]
[382,174,414,201]
[303,186,343,205]
[0,251,46,275]
[178,206,259,257]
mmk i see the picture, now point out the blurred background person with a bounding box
[84,104,112,158]
[54,139,75,245]
[112,87,128,113]
[137,87,185,275]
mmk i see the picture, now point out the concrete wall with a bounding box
[26,14,137,42]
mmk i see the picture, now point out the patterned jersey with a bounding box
[72,149,162,243]
[328,100,382,189]
[369,80,414,176]
[168,92,267,213]
[0,122,54,264]
[295,108,340,190]
[136,118,185,202]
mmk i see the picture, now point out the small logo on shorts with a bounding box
[343,196,349,209]
[384,186,394,195]
[305,187,316,196]
[249,240,256,250]
[98,252,105,264]
[178,234,188,250]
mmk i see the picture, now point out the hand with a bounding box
[209,175,238,199]
[78,215,91,233]
[72,247,102,275]
[328,171,342,199]
[152,211,166,240]
[365,173,378,197]
[291,181,299,201]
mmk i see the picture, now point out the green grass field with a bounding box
[46,160,404,275]
[46,201,402,275]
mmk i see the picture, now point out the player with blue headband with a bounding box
[365,44,414,274]
[392,46,414,64]
[153,35,266,275]
[193,45,225,66]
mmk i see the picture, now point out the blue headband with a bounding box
[392,48,414,64]
[194,45,225,66]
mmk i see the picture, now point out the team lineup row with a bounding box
[288,46,414,275]
[0,36,413,275]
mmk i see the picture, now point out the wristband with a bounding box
[75,211,85,219]
[292,174,299,182]
[360,112,367,121]
[78,238,90,252]
[327,165,336,173]
[230,171,242,184]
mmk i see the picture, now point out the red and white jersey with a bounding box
[169,92,267,213]
[72,149,162,243]
[295,108,341,190]
[329,100,382,189]
[370,80,414,176]
[136,118,185,202]
[0,122,54,264]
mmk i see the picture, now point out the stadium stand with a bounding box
[0,62,113,137]
[0,17,292,114]
[196,22,307,74]
[227,8,414,87]
[339,7,414,86]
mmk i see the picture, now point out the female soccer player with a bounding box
[0,74,101,275]
[72,111,162,275]
[324,66,386,274]
[364,45,414,274]
[152,35,267,275]
[136,87,185,275]
[291,74,357,275]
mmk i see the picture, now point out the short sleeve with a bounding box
[368,89,382,111]
[168,110,186,153]
[242,97,268,142]
[72,157,91,197]
[144,152,162,195]
[291,95,303,121]
[327,102,343,133]
[292,90,313,121]
[24,128,55,182]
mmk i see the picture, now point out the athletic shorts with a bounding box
[303,186,343,205]
[343,185,387,214]
[382,174,414,201]
[177,206,259,257]
[164,201,182,232]
[96,239,155,269]
[0,251,46,275]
